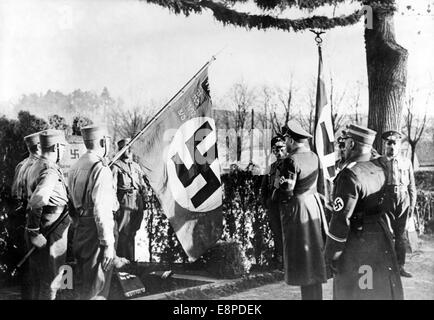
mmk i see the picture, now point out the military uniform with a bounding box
[10,132,41,300]
[25,130,71,300]
[12,132,41,203]
[335,134,346,174]
[112,138,146,261]
[325,125,403,300]
[277,121,328,300]
[260,136,285,263]
[379,131,416,275]
[68,126,118,300]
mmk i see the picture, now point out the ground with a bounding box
[219,234,434,300]
[1,234,433,300]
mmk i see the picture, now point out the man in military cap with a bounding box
[25,129,71,300]
[325,124,403,300]
[12,132,42,204]
[276,120,327,300]
[379,130,416,278]
[10,132,41,299]
[260,135,287,268]
[68,125,120,300]
[112,138,146,262]
[335,132,347,173]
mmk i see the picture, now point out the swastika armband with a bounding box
[333,197,344,212]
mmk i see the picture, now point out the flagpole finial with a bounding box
[211,45,227,61]
[309,29,325,46]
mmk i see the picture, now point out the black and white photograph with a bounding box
[0,0,433,306]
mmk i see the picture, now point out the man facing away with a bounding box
[379,130,416,278]
[25,129,71,300]
[112,138,146,262]
[325,124,404,300]
[12,132,42,205]
[68,125,119,300]
[11,132,41,299]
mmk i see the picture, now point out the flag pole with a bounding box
[11,55,220,276]
[108,55,217,167]
[310,29,325,151]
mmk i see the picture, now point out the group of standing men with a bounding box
[261,120,416,300]
[11,126,146,300]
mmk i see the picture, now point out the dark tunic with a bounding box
[325,153,404,300]
[260,160,283,258]
[277,145,328,286]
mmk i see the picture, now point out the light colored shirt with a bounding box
[27,156,68,209]
[381,155,417,211]
[11,154,40,201]
[385,157,400,185]
[68,150,118,247]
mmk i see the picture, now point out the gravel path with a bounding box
[219,235,434,300]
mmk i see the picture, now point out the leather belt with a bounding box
[79,208,94,218]
[119,189,139,194]
[385,185,407,194]
[42,206,65,214]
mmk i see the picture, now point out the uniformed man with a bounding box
[260,135,286,267]
[112,138,146,262]
[276,120,327,300]
[335,132,346,173]
[10,132,41,299]
[68,125,119,300]
[25,129,71,300]
[325,124,404,300]
[11,132,42,204]
[379,130,416,278]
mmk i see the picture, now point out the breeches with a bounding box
[26,212,70,300]
[72,217,118,300]
[116,192,144,261]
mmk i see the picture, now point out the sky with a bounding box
[0,0,433,117]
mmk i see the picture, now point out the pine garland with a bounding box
[143,0,397,32]
[144,0,368,32]
[204,0,364,31]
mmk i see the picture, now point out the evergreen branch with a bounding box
[144,0,366,32]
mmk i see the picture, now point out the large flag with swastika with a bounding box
[132,66,223,260]
[314,44,336,215]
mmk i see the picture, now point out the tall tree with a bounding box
[48,114,71,135]
[228,81,256,162]
[72,115,93,136]
[329,75,348,133]
[365,0,408,152]
[144,0,415,153]
[403,90,429,165]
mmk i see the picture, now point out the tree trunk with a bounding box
[365,4,408,154]
[236,135,242,162]
[410,142,416,166]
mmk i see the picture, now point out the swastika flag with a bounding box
[314,48,336,180]
[314,44,336,222]
[132,66,223,260]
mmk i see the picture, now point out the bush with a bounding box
[416,190,434,234]
[415,171,434,191]
[200,240,251,279]
[140,171,274,267]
